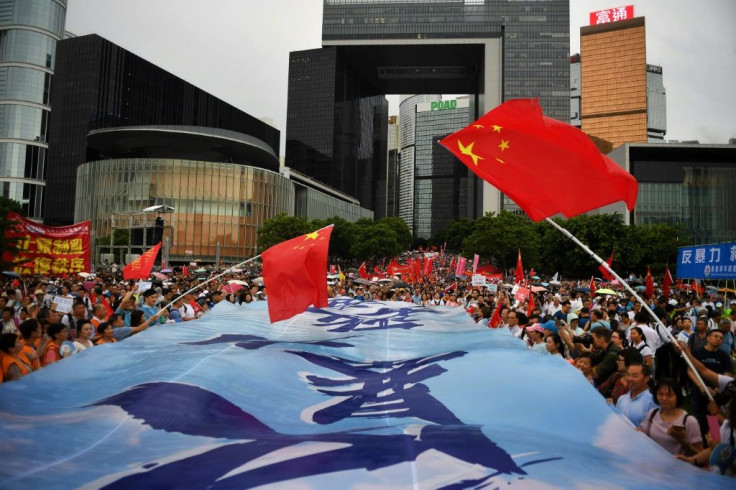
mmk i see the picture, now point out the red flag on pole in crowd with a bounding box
[329,265,336,275]
[599,250,615,281]
[527,290,536,317]
[691,279,703,296]
[529,268,536,279]
[645,267,654,299]
[489,295,504,328]
[450,256,456,269]
[358,262,368,279]
[662,267,673,299]
[123,242,162,280]
[261,225,333,323]
[439,99,638,221]
[514,250,524,284]
[589,276,597,295]
[423,256,434,277]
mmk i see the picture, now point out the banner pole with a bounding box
[158,255,261,316]
[545,217,714,402]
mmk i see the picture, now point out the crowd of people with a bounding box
[0,269,267,381]
[0,264,734,475]
[330,273,735,475]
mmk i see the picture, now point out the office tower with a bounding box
[0,0,67,218]
[287,0,569,219]
[45,34,279,225]
[410,96,470,240]
[580,17,666,153]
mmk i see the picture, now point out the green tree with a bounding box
[378,217,412,251]
[434,218,476,253]
[539,214,635,278]
[257,214,312,251]
[350,221,401,260]
[462,211,540,270]
[0,197,24,270]
[632,222,685,274]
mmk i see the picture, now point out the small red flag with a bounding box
[181,265,190,277]
[123,242,161,280]
[423,256,434,277]
[645,267,654,299]
[663,267,673,299]
[358,262,368,279]
[439,99,638,221]
[261,225,333,323]
[489,295,504,328]
[589,276,597,295]
[527,290,536,317]
[599,250,615,281]
[514,250,524,285]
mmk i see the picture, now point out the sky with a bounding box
[64,0,736,152]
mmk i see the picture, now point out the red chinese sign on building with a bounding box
[589,5,634,25]
[2,212,91,276]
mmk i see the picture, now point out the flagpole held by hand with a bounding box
[544,217,714,402]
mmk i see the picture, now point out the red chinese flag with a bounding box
[514,250,524,285]
[181,265,190,277]
[122,242,161,280]
[261,225,333,323]
[645,267,654,299]
[526,290,536,317]
[663,267,673,299]
[599,250,615,281]
[439,99,638,221]
[423,256,434,277]
[489,296,504,328]
[589,276,597,295]
[358,262,368,279]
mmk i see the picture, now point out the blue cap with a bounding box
[542,320,558,333]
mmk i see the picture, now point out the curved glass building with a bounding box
[0,0,66,218]
[76,158,294,262]
[75,125,293,263]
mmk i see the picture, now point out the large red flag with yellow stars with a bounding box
[261,225,333,323]
[439,99,638,221]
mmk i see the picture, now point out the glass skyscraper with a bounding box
[0,0,66,218]
[46,34,279,225]
[287,0,569,218]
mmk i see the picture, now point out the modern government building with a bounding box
[52,34,369,263]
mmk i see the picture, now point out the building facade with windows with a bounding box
[0,0,67,218]
[399,95,469,240]
[579,17,666,153]
[287,0,569,219]
[46,34,280,226]
[606,143,736,245]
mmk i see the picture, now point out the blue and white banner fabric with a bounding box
[677,242,736,280]
[0,299,729,488]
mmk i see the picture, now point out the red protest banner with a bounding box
[2,212,91,276]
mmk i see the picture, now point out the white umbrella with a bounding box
[228,280,248,286]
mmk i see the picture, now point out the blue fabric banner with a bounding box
[676,242,736,279]
[0,300,730,488]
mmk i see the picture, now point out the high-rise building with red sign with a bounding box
[578,16,666,153]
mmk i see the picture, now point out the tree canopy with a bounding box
[257,211,687,277]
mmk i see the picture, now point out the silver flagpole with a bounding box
[545,217,714,402]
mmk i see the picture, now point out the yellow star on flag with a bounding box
[458,140,484,166]
[496,157,506,165]
[473,124,484,129]
[498,140,510,151]
[491,125,502,133]
[304,231,320,240]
